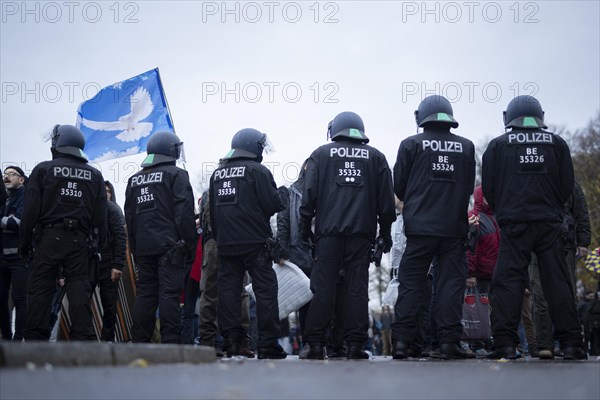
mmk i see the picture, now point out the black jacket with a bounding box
[277,179,312,272]
[394,127,475,238]
[482,129,574,226]
[300,138,396,239]
[100,201,127,270]
[210,157,285,252]
[1,185,25,260]
[124,162,197,257]
[564,181,592,248]
[100,180,126,270]
[20,154,107,248]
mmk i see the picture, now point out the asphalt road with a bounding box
[1,355,599,400]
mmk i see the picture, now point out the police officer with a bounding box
[482,95,586,360]
[209,128,287,359]
[300,111,396,360]
[391,96,475,360]
[124,131,198,344]
[20,124,107,340]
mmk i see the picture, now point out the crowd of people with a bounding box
[1,94,599,362]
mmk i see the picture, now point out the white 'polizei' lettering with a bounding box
[53,166,92,180]
[330,147,370,159]
[422,140,463,153]
[507,132,553,144]
[214,166,246,180]
[131,171,164,187]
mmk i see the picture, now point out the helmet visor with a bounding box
[260,134,275,155]
[176,141,186,163]
[41,125,56,143]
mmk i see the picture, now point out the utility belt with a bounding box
[44,218,81,232]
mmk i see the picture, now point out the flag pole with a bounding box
[155,68,186,170]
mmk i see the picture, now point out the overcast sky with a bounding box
[2,0,599,207]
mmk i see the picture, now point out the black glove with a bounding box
[299,218,314,243]
[377,235,393,254]
[379,225,392,253]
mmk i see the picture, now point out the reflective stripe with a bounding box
[3,248,18,255]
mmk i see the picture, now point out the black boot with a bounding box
[257,343,287,359]
[439,343,475,359]
[562,347,587,360]
[347,343,369,360]
[392,340,409,360]
[306,343,325,360]
[486,345,519,360]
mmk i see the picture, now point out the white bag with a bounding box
[382,277,399,306]
[245,260,313,320]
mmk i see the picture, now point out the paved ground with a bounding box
[1,355,599,400]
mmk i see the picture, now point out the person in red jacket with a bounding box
[466,185,500,295]
[465,185,499,354]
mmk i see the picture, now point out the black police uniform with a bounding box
[482,128,582,350]
[125,163,197,344]
[392,126,475,348]
[209,157,285,354]
[300,139,396,350]
[20,154,107,340]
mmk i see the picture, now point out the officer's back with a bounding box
[395,126,475,238]
[126,162,196,256]
[24,157,105,236]
[21,124,106,252]
[302,120,395,241]
[210,157,283,249]
[483,118,573,226]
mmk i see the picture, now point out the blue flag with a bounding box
[76,68,173,162]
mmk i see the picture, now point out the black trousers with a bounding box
[490,221,582,348]
[392,236,466,345]
[0,257,28,341]
[91,261,119,342]
[25,228,94,341]
[218,246,280,349]
[132,254,184,344]
[328,271,347,349]
[304,236,371,346]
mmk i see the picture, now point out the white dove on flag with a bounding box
[81,87,154,142]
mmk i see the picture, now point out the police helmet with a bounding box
[503,95,547,129]
[222,128,273,161]
[51,124,88,161]
[141,131,182,167]
[328,111,369,143]
[414,95,459,129]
